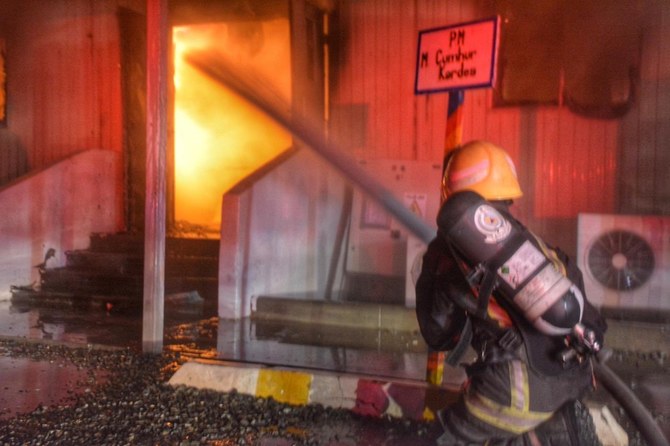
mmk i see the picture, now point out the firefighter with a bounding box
[416,140,607,445]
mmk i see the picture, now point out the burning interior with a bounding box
[173,18,293,232]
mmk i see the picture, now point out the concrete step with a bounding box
[37,269,218,299]
[253,319,427,353]
[252,296,670,362]
[88,232,219,257]
[14,232,222,309]
[10,287,208,315]
[253,295,419,332]
[10,288,140,312]
[40,268,143,295]
[64,249,219,277]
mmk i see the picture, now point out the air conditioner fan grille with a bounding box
[587,230,655,291]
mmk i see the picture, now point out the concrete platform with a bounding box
[253,295,419,331]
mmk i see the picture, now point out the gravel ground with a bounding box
[0,339,436,446]
[0,337,667,446]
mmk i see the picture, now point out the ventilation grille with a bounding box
[587,230,655,291]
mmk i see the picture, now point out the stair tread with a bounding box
[88,233,219,257]
[66,249,218,259]
[42,268,218,280]
[18,232,220,303]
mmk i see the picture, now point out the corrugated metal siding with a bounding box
[620,0,670,215]
[3,0,122,173]
[532,109,618,219]
[0,0,666,241]
[330,0,670,253]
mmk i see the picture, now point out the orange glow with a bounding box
[173,20,292,232]
[0,39,5,123]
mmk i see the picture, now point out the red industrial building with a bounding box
[0,1,668,442]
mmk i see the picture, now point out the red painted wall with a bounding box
[4,0,123,170]
[329,0,670,256]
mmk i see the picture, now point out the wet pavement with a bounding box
[0,338,441,445]
[0,351,107,421]
[1,299,430,382]
[0,298,443,445]
[1,297,669,445]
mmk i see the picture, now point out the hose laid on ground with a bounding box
[593,354,669,446]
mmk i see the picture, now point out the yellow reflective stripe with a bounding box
[510,360,529,412]
[465,392,553,434]
[464,361,552,434]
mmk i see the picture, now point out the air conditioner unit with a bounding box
[577,213,670,312]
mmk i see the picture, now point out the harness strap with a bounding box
[445,316,473,366]
[446,241,495,319]
[442,241,524,365]
[475,267,496,319]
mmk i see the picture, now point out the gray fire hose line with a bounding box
[186,50,669,446]
[594,355,669,446]
[185,51,435,246]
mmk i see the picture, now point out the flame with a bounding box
[173,20,292,232]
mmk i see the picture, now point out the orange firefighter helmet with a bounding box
[442,140,523,201]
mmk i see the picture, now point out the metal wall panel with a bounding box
[3,0,122,175]
[329,0,670,256]
[619,0,670,215]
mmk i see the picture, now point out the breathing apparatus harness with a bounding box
[436,190,601,367]
[434,192,670,446]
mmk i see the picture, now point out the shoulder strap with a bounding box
[446,241,496,320]
[445,316,472,366]
[442,241,522,364]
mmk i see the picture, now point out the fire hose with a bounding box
[441,278,670,446]
[185,50,669,446]
[593,354,669,446]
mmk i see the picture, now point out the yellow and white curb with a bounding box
[168,359,457,421]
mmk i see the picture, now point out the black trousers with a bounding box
[436,357,594,445]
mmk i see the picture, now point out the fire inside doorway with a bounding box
[173,19,293,235]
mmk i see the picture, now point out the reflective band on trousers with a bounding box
[464,360,554,434]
